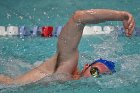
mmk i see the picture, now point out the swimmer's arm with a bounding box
[0,75,14,84]
[0,55,57,85]
[13,55,58,84]
[57,9,135,74]
[74,9,135,36]
[0,68,50,85]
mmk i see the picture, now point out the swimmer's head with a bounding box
[81,58,116,77]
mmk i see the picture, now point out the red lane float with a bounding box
[41,26,53,37]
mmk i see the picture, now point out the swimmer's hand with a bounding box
[122,11,135,37]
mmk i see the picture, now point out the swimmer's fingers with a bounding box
[123,20,129,36]
[123,12,135,37]
[123,11,133,25]
[128,19,135,36]
[127,13,133,25]
[124,22,135,37]
[128,18,135,29]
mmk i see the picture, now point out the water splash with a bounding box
[0,57,33,77]
[95,54,140,88]
[79,30,140,88]
[93,30,123,59]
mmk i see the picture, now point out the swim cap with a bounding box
[90,58,116,73]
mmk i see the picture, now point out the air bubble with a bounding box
[23,49,26,52]
[19,16,23,20]
[44,12,47,15]
[7,13,11,19]
[38,18,41,21]
[22,38,25,41]
[34,8,36,11]
[57,14,60,17]
[52,8,55,10]
[29,16,32,19]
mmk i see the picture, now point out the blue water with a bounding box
[0,0,140,93]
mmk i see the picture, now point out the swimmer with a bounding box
[0,9,135,85]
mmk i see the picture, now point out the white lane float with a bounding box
[83,26,114,35]
[83,26,102,35]
[0,26,7,36]
[7,26,19,36]
[103,26,115,34]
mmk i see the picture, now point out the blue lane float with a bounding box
[53,26,63,37]
[0,25,140,37]
[31,26,41,37]
[19,26,32,37]
[134,27,140,36]
[116,26,125,35]
[116,26,140,36]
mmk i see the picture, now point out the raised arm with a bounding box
[73,9,135,36]
[56,9,135,74]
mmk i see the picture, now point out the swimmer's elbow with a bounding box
[73,10,85,24]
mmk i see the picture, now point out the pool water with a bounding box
[0,0,140,93]
[0,33,140,93]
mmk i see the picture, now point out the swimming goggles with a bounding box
[89,58,116,77]
[90,66,100,77]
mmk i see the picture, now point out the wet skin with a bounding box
[0,9,135,85]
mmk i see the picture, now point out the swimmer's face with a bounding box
[81,62,111,77]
